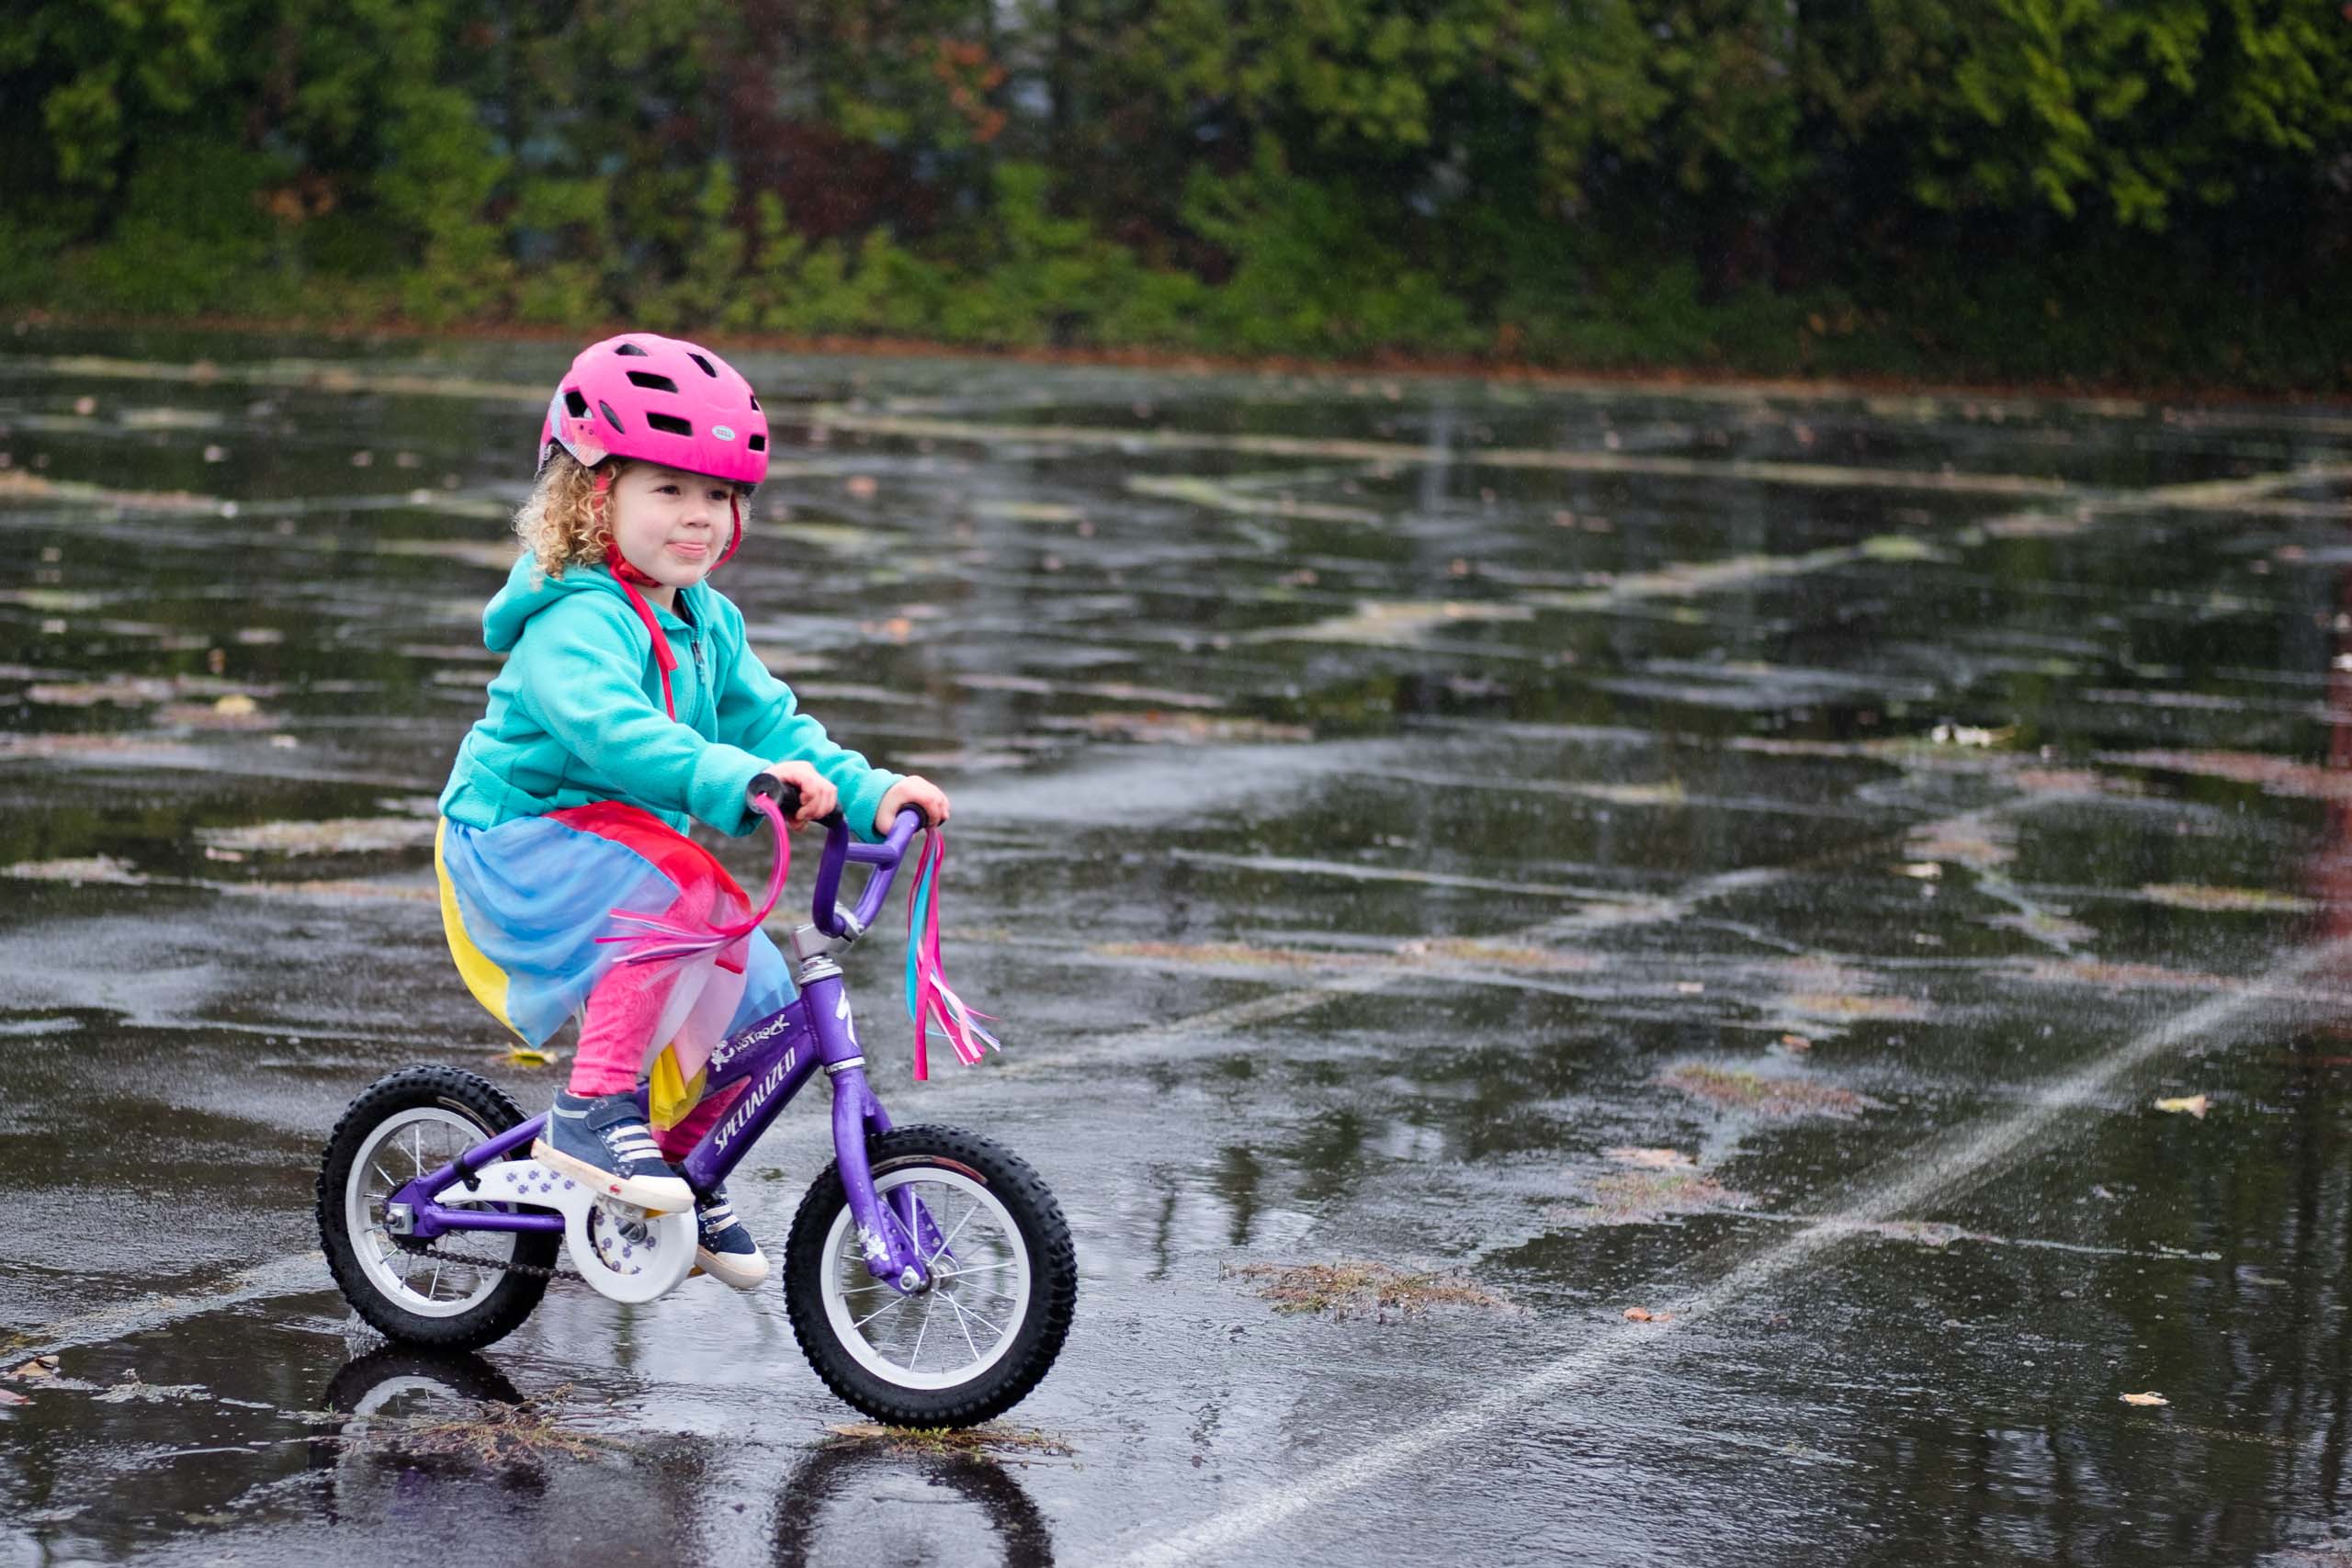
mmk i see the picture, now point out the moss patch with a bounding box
[1226,1260,1515,1320]
[198,818,437,856]
[1556,1167,1758,1226]
[2099,749,2352,804]
[2139,883,2318,914]
[1662,1064,1883,1120]
[332,1388,625,1467]
[824,1422,1075,1459]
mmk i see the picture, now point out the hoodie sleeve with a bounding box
[712,626,901,844]
[512,595,773,836]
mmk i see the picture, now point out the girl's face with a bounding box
[605,464,741,604]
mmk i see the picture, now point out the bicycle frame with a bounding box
[389,806,947,1294]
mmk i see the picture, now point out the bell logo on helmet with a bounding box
[712,425,735,442]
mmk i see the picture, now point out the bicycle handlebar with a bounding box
[743,774,927,940]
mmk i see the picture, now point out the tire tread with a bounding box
[783,1123,1074,1427]
[315,1066,556,1352]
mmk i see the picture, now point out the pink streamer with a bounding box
[906,829,1000,1081]
[595,795,793,966]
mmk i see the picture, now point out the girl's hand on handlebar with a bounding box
[876,774,950,832]
[760,761,836,829]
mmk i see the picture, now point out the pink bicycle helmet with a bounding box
[540,333,770,492]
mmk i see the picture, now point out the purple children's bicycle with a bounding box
[316,777,1075,1427]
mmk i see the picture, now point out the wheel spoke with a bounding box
[935,1279,1011,1335]
[940,1290,988,1362]
[910,1292,937,1371]
[950,1282,1022,1305]
[853,1293,913,1331]
[926,1199,982,1266]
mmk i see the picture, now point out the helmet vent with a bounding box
[598,400,626,433]
[748,434,767,452]
[625,370,680,394]
[687,352,718,378]
[563,389,590,418]
[614,342,650,357]
[748,393,761,411]
[644,412,694,437]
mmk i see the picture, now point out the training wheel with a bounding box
[566,1196,696,1303]
[462,1158,697,1304]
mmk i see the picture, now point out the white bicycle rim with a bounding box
[820,1167,1031,1392]
[344,1108,514,1318]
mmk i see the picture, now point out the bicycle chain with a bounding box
[396,1237,584,1282]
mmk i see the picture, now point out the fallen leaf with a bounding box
[2120,1391,2168,1407]
[1898,862,1943,880]
[508,1045,557,1066]
[7,1357,59,1380]
[1622,1306,1672,1323]
[2154,1094,2211,1119]
[212,694,257,717]
[1779,1033,1813,1052]
[843,475,878,500]
[0,1389,25,1406]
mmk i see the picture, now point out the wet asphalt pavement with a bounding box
[5,328,2352,1564]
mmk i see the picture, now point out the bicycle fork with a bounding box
[798,964,949,1294]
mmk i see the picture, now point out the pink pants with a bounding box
[567,874,750,1163]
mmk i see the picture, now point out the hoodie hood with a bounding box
[484,555,700,652]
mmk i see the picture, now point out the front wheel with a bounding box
[784,1125,1075,1427]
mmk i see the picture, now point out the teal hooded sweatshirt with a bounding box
[438,556,900,841]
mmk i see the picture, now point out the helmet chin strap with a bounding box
[716,491,745,568]
[594,467,678,720]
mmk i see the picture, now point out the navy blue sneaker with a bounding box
[534,1089,694,1213]
[694,1187,769,1290]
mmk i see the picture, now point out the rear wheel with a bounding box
[317,1067,558,1351]
[784,1125,1075,1427]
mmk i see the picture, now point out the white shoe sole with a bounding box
[532,1139,694,1213]
[695,1246,770,1292]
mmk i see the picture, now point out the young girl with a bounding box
[434,333,949,1292]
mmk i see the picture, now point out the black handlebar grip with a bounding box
[746,773,804,818]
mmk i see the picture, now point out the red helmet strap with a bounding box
[594,467,679,721]
[716,491,744,568]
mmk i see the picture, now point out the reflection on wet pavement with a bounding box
[4,329,2352,1564]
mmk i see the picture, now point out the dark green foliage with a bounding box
[2,0,2346,386]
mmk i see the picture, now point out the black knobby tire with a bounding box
[783,1124,1075,1427]
[316,1066,559,1351]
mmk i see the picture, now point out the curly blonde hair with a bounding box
[514,452,625,577]
[513,453,752,577]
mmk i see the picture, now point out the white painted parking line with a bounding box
[1106,934,2352,1568]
